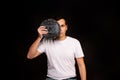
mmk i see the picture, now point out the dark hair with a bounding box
[47,12,69,25]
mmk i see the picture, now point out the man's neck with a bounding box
[58,36,67,41]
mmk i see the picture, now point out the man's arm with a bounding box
[27,26,48,59]
[27,37,42,59]
[76,57,87,80]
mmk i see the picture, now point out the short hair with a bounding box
[48,12,69,25]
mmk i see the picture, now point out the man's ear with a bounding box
[66,25,68,31]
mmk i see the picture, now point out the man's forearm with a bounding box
[27,37,42,59]
[79,63,86,80]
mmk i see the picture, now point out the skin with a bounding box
[27,18,86,80]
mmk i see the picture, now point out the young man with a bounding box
[27,17,86,80]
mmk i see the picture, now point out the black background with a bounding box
[6,0,119,80]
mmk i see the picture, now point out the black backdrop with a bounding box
[7,0,119,80]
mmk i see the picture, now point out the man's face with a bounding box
[57,19,68,38]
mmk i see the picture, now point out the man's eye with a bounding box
[61,25,64,27]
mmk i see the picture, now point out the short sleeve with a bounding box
[37,41,46,53]
[74,39,84,58]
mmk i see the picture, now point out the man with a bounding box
[27,17,86,80]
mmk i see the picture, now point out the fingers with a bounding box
[37,26,48,37]
[38,26,48,33]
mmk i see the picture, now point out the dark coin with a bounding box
[40,18,60,40]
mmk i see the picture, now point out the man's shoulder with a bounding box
[67,36,79,42]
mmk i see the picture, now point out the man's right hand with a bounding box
[37,26,48,38]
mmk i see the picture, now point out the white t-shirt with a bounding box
[37,36,84,80]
